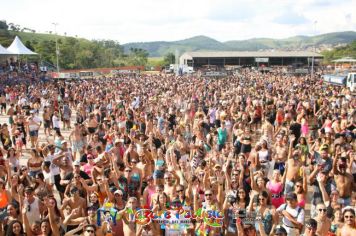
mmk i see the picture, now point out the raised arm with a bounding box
[79,177,98,192]
[45,197,60,236]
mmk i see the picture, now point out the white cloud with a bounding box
[0,0,355,43]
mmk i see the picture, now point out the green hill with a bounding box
[1,20,355,67]
[124,31,356,56]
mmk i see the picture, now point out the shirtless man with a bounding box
[42,106,52,136]
[313,203,331,236]
[332,151,354,207]
[261,115,274,143]
[7,103,15,128]
[117,197,139,236]
[53,152,74,200]
[273,134,289,176]
[123,143,139,167]
[61,186,87,231]
[284,136,303,194]
[0,94,6,115]
[86,113,98,142]
[163,172,178,200]
[69,123,85,161]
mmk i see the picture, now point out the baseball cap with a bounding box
[285,192,297,201]
[73,160,80,166]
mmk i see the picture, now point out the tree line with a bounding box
[322,40,356,63]
[0,20,156,69]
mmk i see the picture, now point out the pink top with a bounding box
[83,163,94,175]
[267,181,285,208]
[297,197,306,208]
[146,186,156,207]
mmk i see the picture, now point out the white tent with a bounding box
[7,36,37,55]
[0,44,14,55]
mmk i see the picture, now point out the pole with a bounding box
[311,21,317,79]
[52,23,59,73]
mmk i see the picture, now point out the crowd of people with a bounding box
[0,69,354,236]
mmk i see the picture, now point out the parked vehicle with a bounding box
[322,72,356,92]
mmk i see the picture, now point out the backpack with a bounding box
[283,203,303,217]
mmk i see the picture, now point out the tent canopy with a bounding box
[7,36,37,55]
[0,44,14,55]
[332,57,356,63]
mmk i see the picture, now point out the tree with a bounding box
[163,52,175,65]
[0,20,8,30]
[128,48,149,66]
[322,40,356,63]
[25,41,35,51]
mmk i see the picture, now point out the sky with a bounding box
[1,0,356,44]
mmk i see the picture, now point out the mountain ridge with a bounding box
[123,31,356,57]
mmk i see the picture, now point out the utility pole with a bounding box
[52,23,59,73]
[311,21,317,79]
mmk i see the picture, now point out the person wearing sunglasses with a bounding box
[313,203,331,236]
[193,186,223,236]
[248,190,278,236]
[61,186,87,232]
[83,224,97,236]
[301,218,318,236]
[336,208,356,236]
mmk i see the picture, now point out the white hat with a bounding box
[114,189,123,195]
[73,160,80,166]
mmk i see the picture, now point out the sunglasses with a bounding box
[318,209,327,212]
[205,193,212,196]
[177,189,183,193]
[295,185,302,188]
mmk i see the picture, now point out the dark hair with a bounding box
[7,203,20,216]
[156,192,170,209]
[6,220,24,236]
[236,187,250,207]
[40,219,52,235]
[342,208,355,223]
[35,172,44,181]
[84,224,97,233]
[258,190,271,205]
[55,128,62,137]
[42,197,61,219]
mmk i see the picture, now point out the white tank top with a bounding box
[258,150,269,162]
[25,197,40,226]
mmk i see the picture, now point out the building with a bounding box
[179,51,323,69]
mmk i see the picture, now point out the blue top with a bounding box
[217,128,227,145]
